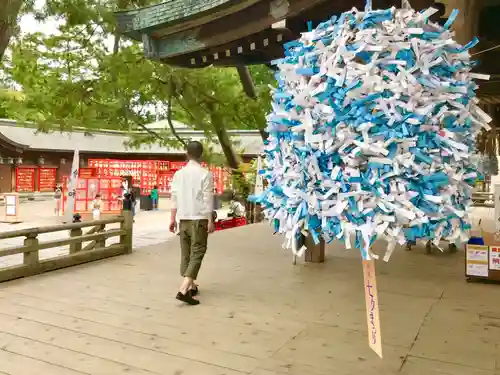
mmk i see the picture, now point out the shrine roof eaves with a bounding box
[0,119,263,156]
[116,0,245,39]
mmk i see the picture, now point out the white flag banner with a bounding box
[64,149,80,223]
[255,156,264,195]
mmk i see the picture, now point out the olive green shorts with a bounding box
[179,219,209,279]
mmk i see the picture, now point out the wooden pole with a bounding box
[120,210,134,254]
[69,228,83,254]
[23,234,39,275]
[96,224,106,248]
[297,233,325,263]
[304,235,326,263]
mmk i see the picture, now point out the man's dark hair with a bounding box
[186,141,204,160]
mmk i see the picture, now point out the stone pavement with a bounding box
[0,222,498,375]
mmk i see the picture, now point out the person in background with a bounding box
[123,188,137,222]
[212,187,221,225]
[151,185,159,210]
[121,179,128,199]
[213,187,222,209]
[228,197,246,218]
[91,194,102,220]
[54,184,62,216]
[169,141,214,306]
[128,188,137,218]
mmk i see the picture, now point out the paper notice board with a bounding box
[2,193,21,223]
[466,245,489,278]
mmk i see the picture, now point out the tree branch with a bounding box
[167,77,187,147]
[174,96,204,128]
[134,121,166,142]
[85,95,167,143]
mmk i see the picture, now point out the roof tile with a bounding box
[0,122,262,156]
[117,0,233,33]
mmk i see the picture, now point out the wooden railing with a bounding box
[0,211,133,283]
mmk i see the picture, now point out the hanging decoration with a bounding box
[251,3,491,261]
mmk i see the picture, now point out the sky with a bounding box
[19,0,61,35]
[20,14,61,35]
[18,0,116,53]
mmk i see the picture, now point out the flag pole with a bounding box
[63,149,80,223]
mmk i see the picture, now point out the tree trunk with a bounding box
[210,111,240,170]
[236,65,269,142]
[236,65,257,99]
[0,0,23,61]
[113,32,121,55]
[209,105,252,197]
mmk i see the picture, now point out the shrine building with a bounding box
[0,119,262,194]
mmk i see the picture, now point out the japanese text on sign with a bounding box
[362,260,383,358]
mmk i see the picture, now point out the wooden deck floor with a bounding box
[0,223,498,375]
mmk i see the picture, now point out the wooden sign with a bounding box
[2,193,22,223]
[362,260,383,358]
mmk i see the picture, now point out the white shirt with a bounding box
[171,160,213,220]
[229,200,245,217]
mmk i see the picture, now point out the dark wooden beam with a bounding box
[165,28,294,67]
[151,0,329,60]
[156,0,435,67]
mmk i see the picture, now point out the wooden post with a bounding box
[69,228,83,254]
[245,202,255,224]
[23,234,39,273]
[254,204,263,223]
[96,224,106,248]
[120,210,134,254]
[304,234,325,263]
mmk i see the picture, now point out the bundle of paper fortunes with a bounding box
[251,3,492,261]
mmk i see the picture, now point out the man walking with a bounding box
[169,141,214,305]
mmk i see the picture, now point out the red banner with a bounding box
[88,159,157,194]
[38,168,57,192]
[62,176,122,214]
[79,168,96,178]
[170,161,187,171]
[158,171,174,195]
[157,161,170,172]
[16,168,35,192]
[87,159,227,195]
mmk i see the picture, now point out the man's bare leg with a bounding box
[189,280,199,295]
[180,277,195,294]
